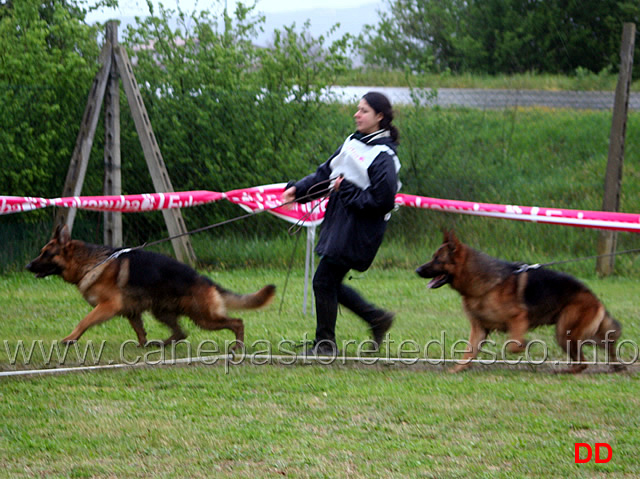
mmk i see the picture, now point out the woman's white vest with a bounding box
[329,130,402,193]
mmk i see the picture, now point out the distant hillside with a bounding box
[258,3,381,47]
[87,3,383,49]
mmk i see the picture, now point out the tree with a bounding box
[465,0,640,75]
[358,0,640,75]
[357,0,469,72]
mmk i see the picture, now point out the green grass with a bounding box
[3,74,640,475]
[1,268,639,477]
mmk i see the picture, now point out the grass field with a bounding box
[1,267,639,478]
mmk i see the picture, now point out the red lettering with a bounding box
[595,443,612,463]
[575,443,592,463]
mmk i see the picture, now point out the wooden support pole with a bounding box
[103,21,123,247]
[113,44,197,266]
[54,41,112,233]
[596,23,635,276]
[55,23,196,265]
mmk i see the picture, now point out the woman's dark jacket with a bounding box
[290,130,400,272]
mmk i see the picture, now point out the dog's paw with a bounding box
[61,337,77,345]
[555,364,588,374]
[506,340,528,354]
[610,363,627,373]
[449,363,471,373]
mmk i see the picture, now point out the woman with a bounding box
[282,91,401,355]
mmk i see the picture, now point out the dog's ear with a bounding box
[443,229,457,243]
[54,224,71,245]
[444,229,460,252]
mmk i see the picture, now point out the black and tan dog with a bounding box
[27,225,275,347]
[416,231,625,373]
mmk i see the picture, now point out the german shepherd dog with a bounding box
[27,225,276,347]
[416,231,625,373]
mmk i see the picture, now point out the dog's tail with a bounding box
[221,284,276,310]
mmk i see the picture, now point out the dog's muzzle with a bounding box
[26,261,60,278]
[416,265,450,289]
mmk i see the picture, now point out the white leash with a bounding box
[0,354,631,379]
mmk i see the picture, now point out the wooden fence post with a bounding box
[596,23,635,276]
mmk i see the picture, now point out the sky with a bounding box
[85,0,385,48]
[87,0,380,21]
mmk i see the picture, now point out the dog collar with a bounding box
[514,263,541,274]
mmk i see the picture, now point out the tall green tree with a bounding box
[357,0,469,72]
[358,0,640,75]
[464,0,640,75]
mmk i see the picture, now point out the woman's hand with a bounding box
[281,186,297,208]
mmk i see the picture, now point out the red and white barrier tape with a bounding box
[2,185,640,232]
[395,194,640,233]
[224,184,326,226]
[0,191,223,214]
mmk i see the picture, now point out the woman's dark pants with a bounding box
[312,256,385,345]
